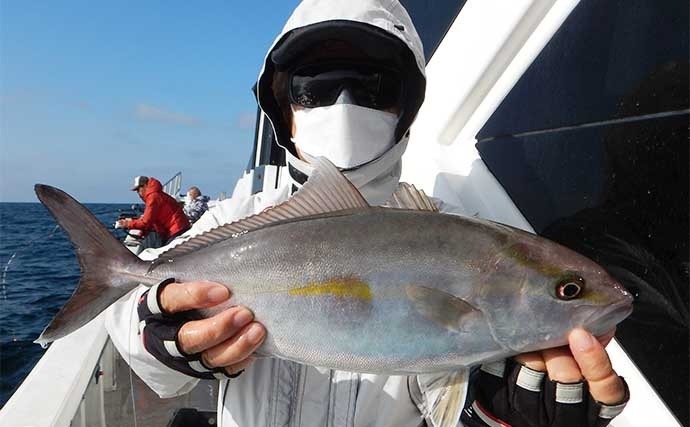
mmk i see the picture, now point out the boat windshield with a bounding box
[475,1,689,423]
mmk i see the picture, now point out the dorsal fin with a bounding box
[385,182,438,212]
[155,157,369,261]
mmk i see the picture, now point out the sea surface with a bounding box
[0,202,135,407]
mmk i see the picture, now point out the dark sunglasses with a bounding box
[288,62,403,110]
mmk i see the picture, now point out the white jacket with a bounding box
[106,183,471,427]
[105,1,471,426]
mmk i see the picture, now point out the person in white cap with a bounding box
[116,175,190,245]
[106,1,629,426]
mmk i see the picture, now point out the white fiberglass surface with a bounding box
[402,0,580,227]
[401,0,681,425]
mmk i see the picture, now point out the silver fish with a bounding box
[35,157,633,375]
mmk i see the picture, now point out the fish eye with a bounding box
[556,276,585,300]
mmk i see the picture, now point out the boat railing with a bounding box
[163,172,182,199]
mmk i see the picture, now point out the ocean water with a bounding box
[0,202,134,407]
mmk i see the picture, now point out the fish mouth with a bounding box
[583,298,634,336]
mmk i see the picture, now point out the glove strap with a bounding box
[137,278,243,380]
[461,359,630,427]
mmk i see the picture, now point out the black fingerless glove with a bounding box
[461,359,629,427]
[137,278,243,380]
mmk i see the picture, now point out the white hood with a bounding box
[255,0,426,204]
[277,0,425,73]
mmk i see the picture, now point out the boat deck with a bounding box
[99,340,218,427]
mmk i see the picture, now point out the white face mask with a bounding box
[184,194,193,204]
[285,136,409,206]
[291,98,398,169]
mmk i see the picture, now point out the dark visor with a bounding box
[289,62,403,110]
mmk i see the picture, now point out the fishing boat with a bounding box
[1,0,687,425]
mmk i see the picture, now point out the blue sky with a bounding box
[0,1,300,202]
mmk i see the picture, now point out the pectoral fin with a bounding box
[406,285,480,333]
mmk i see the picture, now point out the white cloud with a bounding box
[135,103,202,126]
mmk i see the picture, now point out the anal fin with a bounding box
[417,370,468,427]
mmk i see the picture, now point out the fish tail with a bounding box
[34,184,148,345]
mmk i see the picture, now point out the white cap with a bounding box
[131,176,148,191]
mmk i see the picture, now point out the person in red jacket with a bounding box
[117,176,190,244]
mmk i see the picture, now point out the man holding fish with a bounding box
[35,0,631,425]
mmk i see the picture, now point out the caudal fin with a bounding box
[34,184,148,345]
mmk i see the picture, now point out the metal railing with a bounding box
[162,172,182,199]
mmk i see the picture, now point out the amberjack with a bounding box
[35,158,632,372]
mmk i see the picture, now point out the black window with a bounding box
[476,1,689,424]
[399,0,467,61]
[258,114,284,168]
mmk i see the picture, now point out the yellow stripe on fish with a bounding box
[289,277,373,301]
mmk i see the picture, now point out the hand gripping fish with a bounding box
[35,157,632,373]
